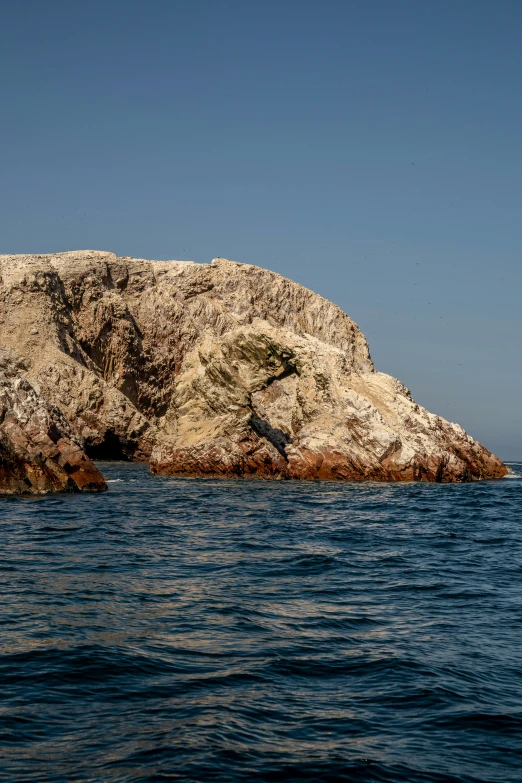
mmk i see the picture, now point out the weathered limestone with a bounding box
[0,250,506,490]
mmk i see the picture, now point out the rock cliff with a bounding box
[0,250,506,492]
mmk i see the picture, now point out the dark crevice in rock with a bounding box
[47,423,62,444]
[250,412,292,460]
[435,459,447,483]
[248,365,297,460]
[253,357,298,393]
[84,430,130,461]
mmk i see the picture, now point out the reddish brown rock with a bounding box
[0,350,107,495]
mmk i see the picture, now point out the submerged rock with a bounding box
[0,250,506,489]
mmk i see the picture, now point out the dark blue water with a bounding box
[1,463,521,783]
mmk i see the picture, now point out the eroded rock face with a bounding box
[0,350,107,495]
[0,250,507,486]
[149,322,506,482]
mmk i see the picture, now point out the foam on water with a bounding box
[0,462,521,782]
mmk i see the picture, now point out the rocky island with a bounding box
[0,250,506,494]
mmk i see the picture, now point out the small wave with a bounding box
[298,615,381,631]
[432,711,522,733]
[268,655,431,680]
[1,461,521,783]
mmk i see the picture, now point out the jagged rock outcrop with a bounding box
[0,250,506,489]
[0,349,106,495]
[149,322,505,482]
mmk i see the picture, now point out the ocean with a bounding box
[0,462,521,782]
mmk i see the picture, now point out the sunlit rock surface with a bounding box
[0,250,506,488]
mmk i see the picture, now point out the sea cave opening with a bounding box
[84,430,130,461]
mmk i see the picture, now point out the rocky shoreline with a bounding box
[0,349,106,494]
[0,250,506,494]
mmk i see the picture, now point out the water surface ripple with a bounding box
[1,463,521,782]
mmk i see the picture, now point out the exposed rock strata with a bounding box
[149,322,505,482]
[0,250,506,489]
[0,350,106,495]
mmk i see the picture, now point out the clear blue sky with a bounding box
[1,0,520,459]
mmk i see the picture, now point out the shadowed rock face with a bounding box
[0,350,106,495]
[0,250,507,489]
